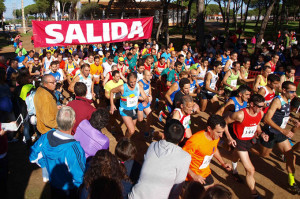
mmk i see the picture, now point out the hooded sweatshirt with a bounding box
[29,129,86,190]
[129,140,191,199]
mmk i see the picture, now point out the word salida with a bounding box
[45,21,144,44]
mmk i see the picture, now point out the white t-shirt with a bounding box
[102,62,117,77]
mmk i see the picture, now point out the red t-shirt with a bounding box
[59,60,65,69]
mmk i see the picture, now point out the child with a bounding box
[54,83,64,105]
[115,138,141,185]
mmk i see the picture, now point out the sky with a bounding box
[4,0,35,19]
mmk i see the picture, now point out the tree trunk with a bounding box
[156,11,163,41]
[106,0,114,19]
[279,0,286,30]
[225,0,231,36]
[243,0,251,31]
[255,4,261,28]
[233,2,237,31]
[217,1,225,24]
[176,0,179,26]
[256,0,276,48]
[196,0,205,49]
[182,0,193,44]
[240,0,244,24]
[62,3,66,18]
[161,0,170,45]
[273,0,279,33]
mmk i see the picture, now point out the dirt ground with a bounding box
[1,31,300,199]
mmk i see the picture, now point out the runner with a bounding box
[196,58,208,87]
[257,74,280,113]
[221,49,230,67]
[167,51,177,68]
[109,72,149,137]
[224,94,268,198]
[84,54,94,65]
[167,61,182,87]
[171,95,193,139]
[69,63,94,100]
[185,52,195,70]
[117,57,126,76]
[279,66,295,92]
[64,56,77,76]
[137,70,153,137]
[47,61,65,83]
[42,52,53,72]
[183,115,231,189]
[224,52,238,72]
[200,61,224,112]
[189,69,200,97]
[265,54,279,73]
[253,65,271,93]
[90,56,104,101]
[22,50,34,68]
[216,85,251,117]
[154,57,166,78]
[259,81,300,194]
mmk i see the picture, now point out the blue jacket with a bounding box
[29,129,86,190]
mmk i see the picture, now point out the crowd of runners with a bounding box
[0,31,300,199]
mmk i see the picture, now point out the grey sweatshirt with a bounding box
[129,140,191,199]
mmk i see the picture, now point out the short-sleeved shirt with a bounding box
[167,70,180,84]
[183,131,219,178]
[104,79,124,98]
[16,55,25,69]
[90,64,103,84]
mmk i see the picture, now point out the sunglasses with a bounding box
[254,104,264,108]
[287,90,296,94]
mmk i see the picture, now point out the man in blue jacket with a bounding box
[29,106,86,199]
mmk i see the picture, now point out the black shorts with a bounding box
[204,174,214,186]
[119,107,138,120]
[94,84,101,99]
[230,127,253,151]
[260,131,287,149]
[200,91,216,100]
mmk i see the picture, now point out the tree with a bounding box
[206,4,220,16]
[242,0,251,31]
[13,9,22,19]
[196,0,205,49]
[0,0,6,28]
[225,0,231,35]
[182,0,194,44]
[215,0,226,24]
[80,2,101,19]
[256,0,276,48]
[24,4,39,18]
[35,0,55,18]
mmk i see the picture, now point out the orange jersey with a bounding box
[183,130,219,179]
[90,63,103,84]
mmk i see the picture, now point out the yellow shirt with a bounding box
[90,63,103,84]
[104,79,124,98]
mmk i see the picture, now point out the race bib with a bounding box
[241,126,257,138]
[158,67,164,72]
[127,96,138,107]
[231,80,237,87]
[18,63,23,67]
[199,154,214,169]
[280,117,289,129]
[210,82,216,90]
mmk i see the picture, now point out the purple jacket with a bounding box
[74,119,109,158]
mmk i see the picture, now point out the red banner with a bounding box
[32,17,153,47]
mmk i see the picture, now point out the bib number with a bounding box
[127,96,138,107]
[231,80,237,87]
[280,117,289,129]
[241,126,257,138]
[199,154,214,169]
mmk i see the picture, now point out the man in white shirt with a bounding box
[102,55,116,77]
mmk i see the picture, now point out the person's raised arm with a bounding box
[224,60,230,72]
[110,85,124,115]
[68,75,79,93]
[165,82,178,105]
[253,75,261,93]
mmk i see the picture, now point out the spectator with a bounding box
[29,106,86,199]
[67,82,96,134]
[115,138,141,184]
[80,150,131,199]
[34,74,58,134]
[129,119,191,199]
[74,108,109,159]
[15,43,27,56]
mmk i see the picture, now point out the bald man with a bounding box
[34,74,59,134]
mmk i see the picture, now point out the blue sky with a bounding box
[4,0,35,19]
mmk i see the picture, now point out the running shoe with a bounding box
[232,173,244,183]
[159,111,164,122]
[288,183,300,195]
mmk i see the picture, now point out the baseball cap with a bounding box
[119,57,124,62]
[134,44,139,47]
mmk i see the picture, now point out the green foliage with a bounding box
[24,4,39,17]
[13,9,22,19]
[0,0,6,18]
[206,4,220,15]
[80,2,102,19]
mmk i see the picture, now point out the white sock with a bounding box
[232,162,238,174]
